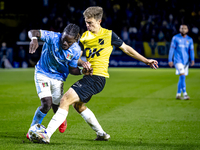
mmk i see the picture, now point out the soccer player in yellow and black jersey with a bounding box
[32,6,159,144]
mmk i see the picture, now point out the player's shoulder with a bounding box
[172,33,181,41]
[80,27,111,39]
[174,33,181,38]
[71,42,81,50]
[79,31,89,43]
[101,27,112,33]
[65,42,81,60]
[70,42,81,54]
[186,35,193,41]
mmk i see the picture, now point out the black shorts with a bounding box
[71,75,106,103]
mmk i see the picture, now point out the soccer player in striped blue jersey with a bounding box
[168,24,195,100]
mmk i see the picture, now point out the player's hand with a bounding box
[81,61,91,70]
[191,61,195,66]
[168,62,173,68]
[29,39,39,54]
[82,67,93,76]
[146,59,159,69]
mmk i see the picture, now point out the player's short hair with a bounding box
[63,23,80,39]
[83,6,103,21]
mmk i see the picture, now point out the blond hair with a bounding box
[83,6,103,21]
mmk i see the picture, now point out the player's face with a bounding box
[84,17,101,34]
[61,32,76,50]
[179,25,188,35]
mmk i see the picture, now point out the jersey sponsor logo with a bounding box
[98,39,104,45]
[42,82,48,87]
[178,44,187,48]
[85,48,104,58]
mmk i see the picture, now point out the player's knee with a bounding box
[73,102,86,113]
[60,89,78,105]
[40,97,52,114]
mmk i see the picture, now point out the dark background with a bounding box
[0,0,200,68]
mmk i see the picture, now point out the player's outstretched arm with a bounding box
[120,43,159,69]
[28,30,40,54]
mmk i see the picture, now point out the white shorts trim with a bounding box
[175,63,189,76]
[34,73,64,105]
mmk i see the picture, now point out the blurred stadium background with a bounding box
[0,0,200,68]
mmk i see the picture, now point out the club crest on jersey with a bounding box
[66,53,73,60]
[98,39,104,45]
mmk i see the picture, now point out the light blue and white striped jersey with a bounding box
[168,33,194,65]
[35,30,81,81]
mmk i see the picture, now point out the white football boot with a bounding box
[29,129,50,144]
[94,133,110,141]
[183,95,190,100]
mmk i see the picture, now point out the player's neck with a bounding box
[181,33,187,38]
[92,26,101,34]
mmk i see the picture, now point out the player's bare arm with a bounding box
[28,30,40,54]
[69,66,93,76]
[120,42,158,69]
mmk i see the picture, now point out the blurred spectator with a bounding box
[191,24,199,42]
[129,27,137,48]
[54,17,64,32]
[150,29,158,42]
[158,30,165,41]
[19,28,27,41]
[0,42,13,68]
[43,0,49,7]
[121,26,130,45]
[149,38,157,55]
[18,46,28,68]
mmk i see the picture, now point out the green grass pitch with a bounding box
[0,68,200,150]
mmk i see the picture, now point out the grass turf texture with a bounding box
[0,68,200,150]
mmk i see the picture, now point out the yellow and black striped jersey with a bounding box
[79,27,123,78]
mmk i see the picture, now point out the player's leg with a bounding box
[73,102,110,140]
[52,104,67,133]
[45,87,80,139]
[177,76,182,99]
[30,73,52,127]
[51,79,67,133]
[175,63,190,100]
[175,63,184,99]
[30,97,52,126]
[72,75,109,140]
[27,73,52,139]
[182,65,190,100]
[34,75,108,143]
